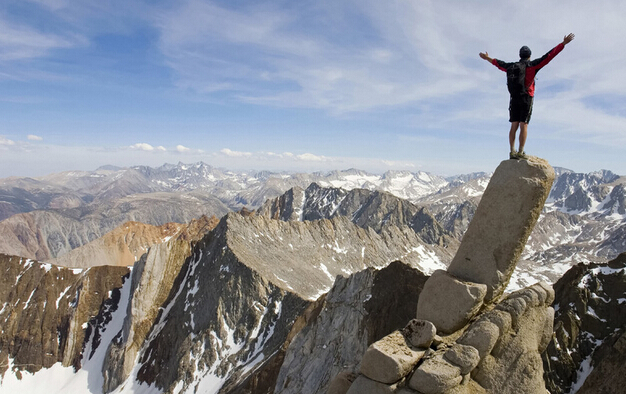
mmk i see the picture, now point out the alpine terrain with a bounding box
[0,159,624,394]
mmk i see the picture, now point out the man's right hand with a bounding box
[563,33,575,45]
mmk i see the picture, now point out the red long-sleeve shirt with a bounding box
[491,42,565,97]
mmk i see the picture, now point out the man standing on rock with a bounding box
[479,33,575,159]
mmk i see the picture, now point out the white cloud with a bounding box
[0,136,16,147]
[381,160,416,168]
[220,148,252,157]
[27,134,43,141]
[176,145,190,153]
[152,0,489,113]
[129,143,166,152]
[296,153,326,162]
[130,143,154,151]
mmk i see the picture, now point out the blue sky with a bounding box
[1,0,625,178]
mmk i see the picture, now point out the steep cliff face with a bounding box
[101,236,198,392]
[0,254,129,376]
[119,211,451,393]
[225,213,452,299]
[274,261,428,394]
[543,252,626,394]
[112,215,311,394]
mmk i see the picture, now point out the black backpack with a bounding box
[507,61,527,96]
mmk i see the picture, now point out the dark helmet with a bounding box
[519,46,532,59]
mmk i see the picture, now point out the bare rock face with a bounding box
[225,213,452,300]
[470,287,555,393]
[575,330,626,394]
[0,254,129,376]
[337,157,558,394]
[339,281,555,394]
[274,261,428,394]
[101,237,195,392]
[258,183,456,248]
[414,158,554,336]
[447,158,555,302]
[543,252,626,394]
[416,270,487,335]
[123,215,312,394]
[359,330,427,384]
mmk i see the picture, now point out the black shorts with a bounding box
[509,94,534,123]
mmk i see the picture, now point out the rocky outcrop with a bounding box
[0,254,129,376]
[338,157,557,394]
[446,158,555,303]
[274,261,428,394]
[543,252,626,394]
[415,158,554,335]
[338,282,554,394]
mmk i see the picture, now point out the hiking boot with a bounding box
[509,150,518,159]
[517,151,528,159]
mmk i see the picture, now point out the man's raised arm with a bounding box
[479,52,494,63]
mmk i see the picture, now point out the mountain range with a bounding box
[0,160,625,394]
[1,162,624,284]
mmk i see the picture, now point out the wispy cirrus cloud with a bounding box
[151,0,626,147]
[152,0,483,113]
[0,15,85,62]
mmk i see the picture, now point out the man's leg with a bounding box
[518,122,528,153]
[509,122,520,152]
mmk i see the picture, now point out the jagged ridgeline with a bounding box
[0,160,625,394]
[0,185,455,394]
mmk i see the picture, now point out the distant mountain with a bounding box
[413,167,626,288]
[0,163,464,260]
[0,163,451,222]
[0,192,230,261]
[50,215,219,269]
[257,182,456,247]
[1,161,624,281]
